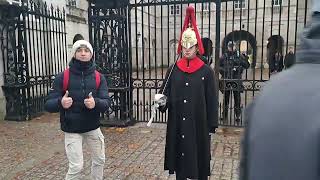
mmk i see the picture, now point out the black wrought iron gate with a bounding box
[87,0,311,127]
[216,0,310,126]
[128,0,311,127]
[0,1,66,121]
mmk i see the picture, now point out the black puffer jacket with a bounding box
[45,58,111,133]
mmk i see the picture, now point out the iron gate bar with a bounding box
[141,3,145,123]
[22,5,30,119]
[294,0,298,50]
[133,0,139,121]
[252,0,257,98]
[304,0,308,26]
[286,0,291,53]
[127,1,134,122]
[147,1,151,122]
[261,0,266,80]
[215,0,221,83]
[160,4,164,123]
[246,0,252,107]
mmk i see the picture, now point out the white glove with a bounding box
[154,94,167,106]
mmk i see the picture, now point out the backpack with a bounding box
[62,68,101,92]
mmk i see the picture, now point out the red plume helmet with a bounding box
[177,6,204,55]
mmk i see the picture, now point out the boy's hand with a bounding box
[61,91,73,109]
[84,92,95,109]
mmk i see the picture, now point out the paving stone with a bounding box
[0,113,242,180]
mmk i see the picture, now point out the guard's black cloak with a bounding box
[160,56,218,179]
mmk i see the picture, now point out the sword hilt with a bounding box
[147,103,159,127]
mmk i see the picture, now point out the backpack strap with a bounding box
[95,70,101,89]
[63,68,101,92]
[63,68,70,92]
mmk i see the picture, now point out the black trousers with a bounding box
[223,90,241,118]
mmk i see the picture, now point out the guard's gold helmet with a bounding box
[181,28,197,49]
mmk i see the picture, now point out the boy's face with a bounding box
[182,45,197,60]
[74,47,92,62]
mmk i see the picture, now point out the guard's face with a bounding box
[182,45,197,59]
[75,47,92,62]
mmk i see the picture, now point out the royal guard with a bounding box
[152,6,219,180]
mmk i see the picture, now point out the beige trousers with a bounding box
[64,128,105,180]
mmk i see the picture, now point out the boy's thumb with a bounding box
[64,90,69,97]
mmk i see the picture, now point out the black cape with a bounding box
[160,62,218,179]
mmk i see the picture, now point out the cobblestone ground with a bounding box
[0,113,242,180]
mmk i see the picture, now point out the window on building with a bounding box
[272,0,282,6]
[67,0,77,7]
[202,3,210,11]
[170,5,180,15]
[234,0,246,9]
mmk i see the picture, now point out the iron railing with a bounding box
[129,0,311,126]
[0,0,66,121]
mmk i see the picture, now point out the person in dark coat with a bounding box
[284,47,296,69]
[156,6,218,180]
[269,51,284,74]
[200,37,213,65]
[240,2,320,179]
[219,42,250,122]
[45,40,111,180]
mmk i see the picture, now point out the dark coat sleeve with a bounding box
[158,65,174,113]
[284,54,290,68]
[44,73,64,113]
[240,54,250,69]
[277,56,284,72]
[94,74,111,112]
[219,55,226,75]
[269,55,275,72]
[205,67,219,133]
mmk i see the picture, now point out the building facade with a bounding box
[130,0,311,69]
